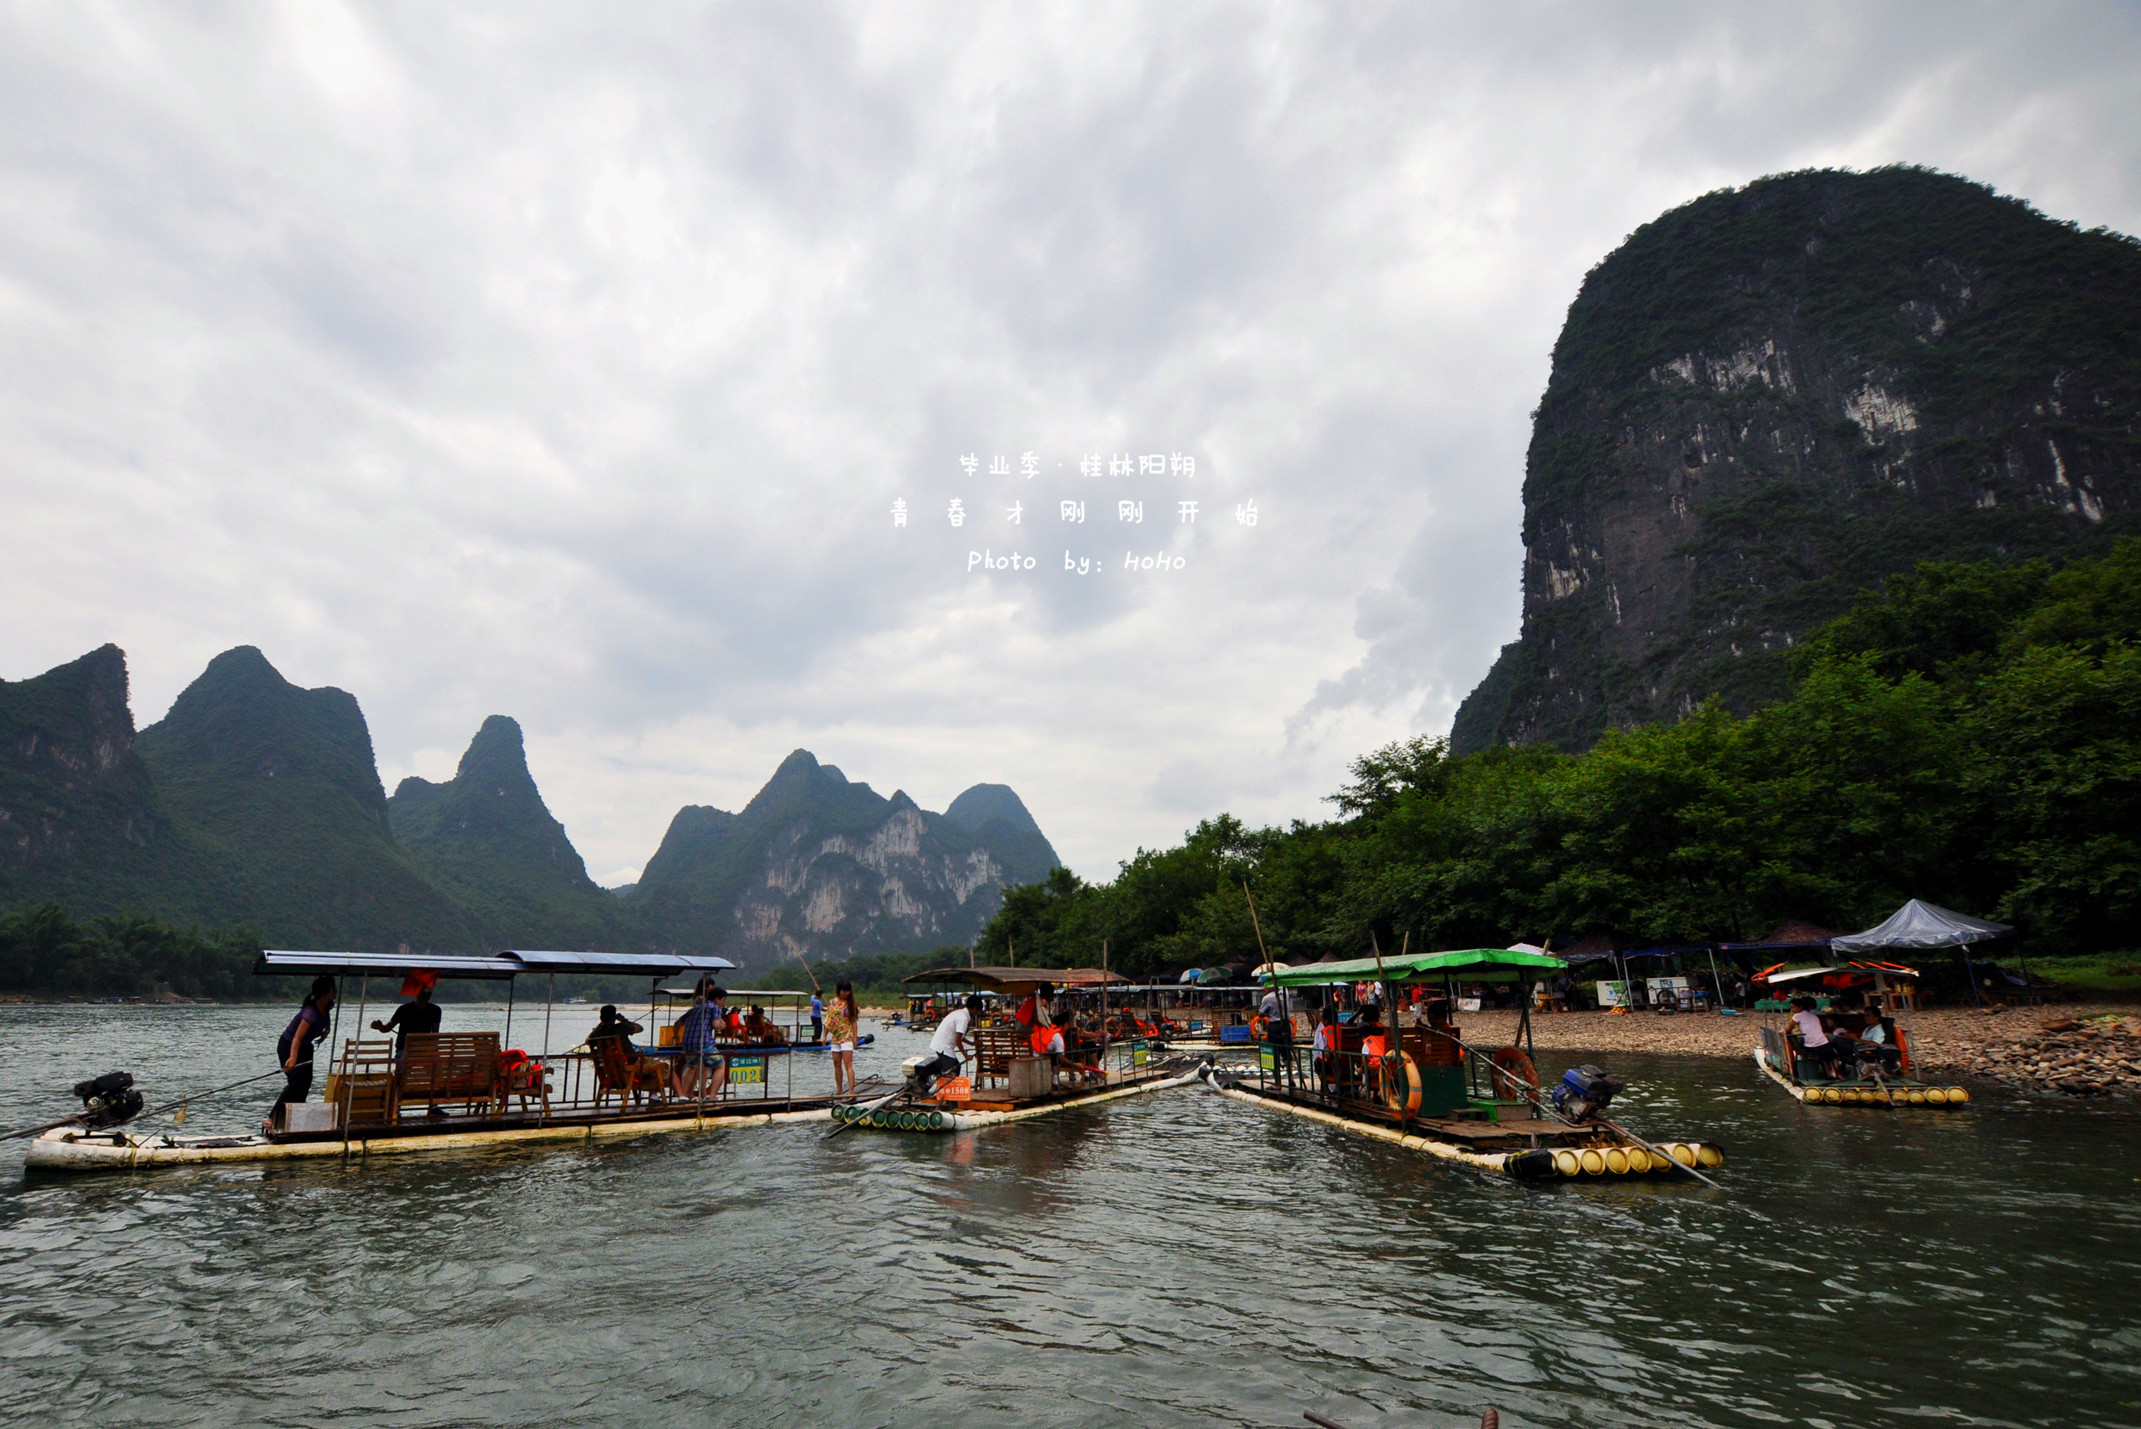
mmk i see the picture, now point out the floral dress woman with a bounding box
[826,985,861,1096]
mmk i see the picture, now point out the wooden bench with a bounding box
[399,1033,502,1116]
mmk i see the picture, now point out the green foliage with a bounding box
[985,540,2141,965]
[0,902,267,999]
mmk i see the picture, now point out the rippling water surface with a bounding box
[3,1003,2138,1428]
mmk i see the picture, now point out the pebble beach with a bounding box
[1464,1003,2141,1098]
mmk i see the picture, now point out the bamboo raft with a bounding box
[831,1064,1204,1132]
[1753,1047,1971,1107]
[24,1101,838,1172]
[1206,1069,1724,1180]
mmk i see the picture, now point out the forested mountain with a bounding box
[387,715,620,948]
[134,647,476,949]
[981,540,2141,973]
[0,644,218,918]
[1453,167,2141,754]
[625,750,1061,971]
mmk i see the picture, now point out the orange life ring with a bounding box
[1380,1051,1423,1116]
[1249,1014,1271,1041]
[1491,1046,1539,1102]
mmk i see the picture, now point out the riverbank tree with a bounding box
[974,540,2141,979]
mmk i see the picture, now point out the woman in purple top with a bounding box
[268,976,337,1132]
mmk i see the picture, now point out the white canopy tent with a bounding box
[1832,899,2013,1009]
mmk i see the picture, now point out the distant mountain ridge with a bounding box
[1,644,1064,971]
[627,751,1061,968]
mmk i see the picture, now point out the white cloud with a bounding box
[1,2,2136,882]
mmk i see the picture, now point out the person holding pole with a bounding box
[266,976,336,1133]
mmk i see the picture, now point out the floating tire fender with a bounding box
[1509,1148,1558,1180]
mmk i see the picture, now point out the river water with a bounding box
[1,1003,2136,1428]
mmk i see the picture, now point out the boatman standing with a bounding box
[371,974,443,1060]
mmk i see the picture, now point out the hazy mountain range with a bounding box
[0,643,1059,971]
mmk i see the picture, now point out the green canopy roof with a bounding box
[1260,947,1567,987]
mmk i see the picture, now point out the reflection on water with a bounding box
[2,1004,2139,1428]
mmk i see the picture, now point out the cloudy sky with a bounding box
[3,3,2138,885]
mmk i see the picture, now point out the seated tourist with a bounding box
[1029,1005,1067,1059]
[587,1005,675,1096]
[1789,997,1838,1079]
[1851,1010,1904,1075]
[743,1005,784,1044]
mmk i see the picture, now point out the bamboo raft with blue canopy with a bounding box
[23,949,901,1173]
[1203,946,1726,1181]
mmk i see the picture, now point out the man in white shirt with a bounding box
[914,995,981,1091]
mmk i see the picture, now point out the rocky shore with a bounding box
[1463,1003,2141,1099]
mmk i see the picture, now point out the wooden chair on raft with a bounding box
[328,1038,399,1128]
[590,1038,669,1110]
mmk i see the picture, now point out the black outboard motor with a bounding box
[1552,1064,1622,1123]
[72,1071,143,1130]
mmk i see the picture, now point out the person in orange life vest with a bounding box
[1357,1005,1389,1093]
[1028,1001,1066,1058]
[1014,983,1054,1031]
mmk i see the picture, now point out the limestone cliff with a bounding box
[388,715,620,948]
[1452,168,2141,753]
[0,645,206,913]
[627,751,1063,970]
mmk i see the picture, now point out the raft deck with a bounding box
[1209,1072,1723,1180]
[22,1090,874,1172]
[1753,1046,1972,1107]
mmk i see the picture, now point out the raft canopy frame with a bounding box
[1257,947,1568,986]
[257,949,738,979]
[898,966,1130,991]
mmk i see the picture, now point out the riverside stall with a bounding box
[24,949,890,1173]
[1205,947,1725,1182]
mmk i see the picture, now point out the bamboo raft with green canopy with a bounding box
[1203,946,1726,1181]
